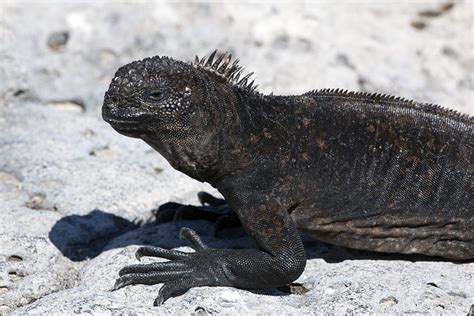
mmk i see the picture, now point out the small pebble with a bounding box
[47,31,69,51]
[379,296,398,312]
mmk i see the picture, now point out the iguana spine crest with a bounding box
[306,88,473,125]
[193,49,258,92]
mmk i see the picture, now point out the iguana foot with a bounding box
[155,192,242,232]
[113,227,209,305]
[113,227,305,306]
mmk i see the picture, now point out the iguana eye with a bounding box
[147,90,165,102]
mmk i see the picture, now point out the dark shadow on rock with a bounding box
[102,219,230,252]
[49,209,139,261]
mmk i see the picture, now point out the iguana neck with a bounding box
[210,90,298,185]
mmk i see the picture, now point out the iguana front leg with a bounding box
[113,194,306,305]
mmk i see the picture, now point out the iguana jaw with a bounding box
[101,101,154,137]
[103,118,144,137]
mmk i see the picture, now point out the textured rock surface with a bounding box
[1,0,473,315]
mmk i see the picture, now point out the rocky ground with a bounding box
[1,1,473,315]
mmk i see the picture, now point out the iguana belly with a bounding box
[291,207,474,260]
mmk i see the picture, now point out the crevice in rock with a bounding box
[7,255,23,262]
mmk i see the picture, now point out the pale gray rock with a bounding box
[1,0,472,314]
[0,208,79,312]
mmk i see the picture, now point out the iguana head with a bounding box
[102,55,197,139]
[103,50,256,136]
[102,50,257,180]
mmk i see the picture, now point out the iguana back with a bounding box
[288,89,473,259]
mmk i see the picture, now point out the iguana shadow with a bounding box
[48,209,139,261]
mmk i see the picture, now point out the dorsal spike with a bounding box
[225,59,242,77]
[237,72,254,87]
[218,53,232,74]
[233,69,244,82]
[212,52,226,70]
[240,72,254,82]
[193,50,259,93]
[205,49,218,68]
[225,64,241,78]
[247,79,255,89]
[238,78,248,86]
[231,58,240,69]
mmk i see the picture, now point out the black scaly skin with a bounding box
[102,50,473,305]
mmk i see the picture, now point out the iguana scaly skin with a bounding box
[102,50,473,305]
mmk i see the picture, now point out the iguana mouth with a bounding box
[106,119,146,137]
[102,104,153,125]
[102,109,149,137]
[105,117,142,127]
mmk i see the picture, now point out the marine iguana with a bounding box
[102,50,473,305]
